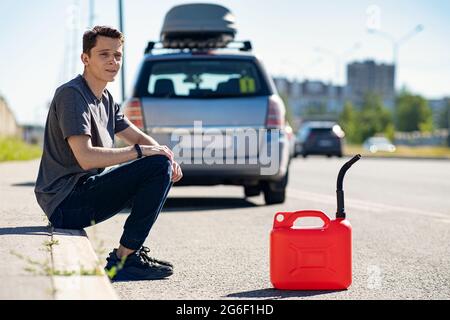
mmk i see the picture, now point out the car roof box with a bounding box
[160,3,237,49]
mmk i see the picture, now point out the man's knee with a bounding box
[139,155,172,179]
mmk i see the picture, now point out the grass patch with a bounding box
[345,144,450,159]
[0,136,42,162]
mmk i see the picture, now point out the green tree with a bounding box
[338,101,359,143]
[384,123,396,142]
[395,91,433,132]
[437,99,450,147]
[338,94,393,144]
[438,99,450,129]
[357,93,393,143]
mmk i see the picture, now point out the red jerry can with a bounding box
[270,155,361,290]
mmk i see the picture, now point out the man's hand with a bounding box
[171,161,183,183]
[141,145,182,182]
[141,145,174,162]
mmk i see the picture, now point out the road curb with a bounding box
[51,228,118,300]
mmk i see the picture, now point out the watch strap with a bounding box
[134,144,143,159]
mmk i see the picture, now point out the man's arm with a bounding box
[116,123,159,146]
[67,135,173,171]
[115,124,183,183]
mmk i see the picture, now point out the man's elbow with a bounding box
[75,150,95,171]
[77,158,93,171]
[79,162,93,171]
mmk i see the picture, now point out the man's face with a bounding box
[82,36,123,82]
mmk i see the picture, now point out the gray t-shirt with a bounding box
[35,75,131,219]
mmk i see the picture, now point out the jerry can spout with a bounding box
[336,154,361,219]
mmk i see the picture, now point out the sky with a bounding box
[0,0,449,125]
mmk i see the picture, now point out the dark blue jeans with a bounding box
[49,155,173,250]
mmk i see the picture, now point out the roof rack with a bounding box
[144,40,252,55]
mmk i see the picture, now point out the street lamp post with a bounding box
[368,24,424,89]
[280,57,324,81]
[89,0,95,27]
[314,42,361,85]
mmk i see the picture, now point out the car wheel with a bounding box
[263,189,286,205]
[262,170,288,205]
[244,185,261,197]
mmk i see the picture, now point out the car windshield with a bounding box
[370,137,390,144]
[138,59,269,98]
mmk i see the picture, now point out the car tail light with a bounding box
[124,98,144,130]
[266,96,286,129]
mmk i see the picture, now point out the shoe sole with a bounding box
[110,268,174,282]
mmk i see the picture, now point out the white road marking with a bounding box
[287,188,450,220]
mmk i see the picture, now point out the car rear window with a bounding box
[135,58,270,98]
[310,128,333,134]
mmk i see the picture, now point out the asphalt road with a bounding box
[82,156,449,300]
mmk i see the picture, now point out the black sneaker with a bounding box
[138,246,174,268]
[105,248,173,281]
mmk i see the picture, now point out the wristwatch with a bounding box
[134,144,143,159]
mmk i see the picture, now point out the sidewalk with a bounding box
[0,160,117,300]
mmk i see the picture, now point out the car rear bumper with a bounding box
[303,147,342,155]
[296,143,342,155]
[174,142,290,186]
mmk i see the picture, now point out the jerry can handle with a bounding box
[273,210,331,229]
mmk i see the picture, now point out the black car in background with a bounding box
[294,121,345,158]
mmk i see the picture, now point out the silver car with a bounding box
[123,49,290,204]
[363,137,396,153]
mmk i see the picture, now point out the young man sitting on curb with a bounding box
[34,26,183,281]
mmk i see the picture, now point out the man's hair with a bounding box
[83,25,124,56]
